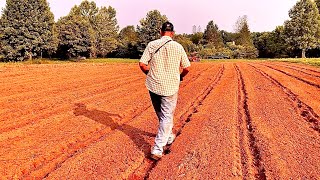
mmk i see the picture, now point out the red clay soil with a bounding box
[0,62,319,179]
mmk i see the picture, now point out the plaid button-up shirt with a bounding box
[140,36,191,96]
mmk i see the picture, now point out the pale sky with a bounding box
[0,0,298,34]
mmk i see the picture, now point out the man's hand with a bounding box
[139,62,150,75]
[180,67,190,81]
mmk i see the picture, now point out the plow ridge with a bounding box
[0,74,140,103]
[262,64,320,89]
[234,65,267,180]
[284,63,320,74]
[31,104,152,178]
[129,65,225,179]
[275,64,320,79]
[180,66,212,88]
[3,62,320,179]
[250,64,320,133]
[0,77,143,134]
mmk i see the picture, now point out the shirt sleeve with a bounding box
[139,44,151,65]
[180,48,191,68]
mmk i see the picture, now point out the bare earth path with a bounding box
[0,62,319,179]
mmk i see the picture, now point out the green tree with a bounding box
[0,0,57,61]
[235,15,254,47]
[69,1,98,57]
[56,1,119,59]
[203,20,224,48]
[252,32,275,58]
[115,26,139,58]
[233,15,258,58]
[190,32,203,45]
[119,26,138,46]
[284,0,320,58]
[269,26,288,57]
[315,0,320,11]
[70,0,98,25]
[221,30,237,44]
[174,34,193,53]
[0,29,3,60]
[56,14,94,59]
[252,26,289,58]
[95,6,119,57]
[137,10,168,52]
[68,1,119,58]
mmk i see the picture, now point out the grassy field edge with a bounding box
[1,58,320,68]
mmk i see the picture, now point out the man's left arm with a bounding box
[139,44,151,75]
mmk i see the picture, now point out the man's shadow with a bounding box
[74,103,155,157]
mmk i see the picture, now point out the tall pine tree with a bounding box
[203,20,224,48]
[284,0,320,58]
[0,0,57,61]
[235,15,254,47]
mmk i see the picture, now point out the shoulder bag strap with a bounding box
[154,40,172,54]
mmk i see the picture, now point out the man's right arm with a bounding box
[139,62,149,75]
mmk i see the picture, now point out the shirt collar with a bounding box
[161,36,173,41]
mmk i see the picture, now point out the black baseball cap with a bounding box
[161,22,174,32]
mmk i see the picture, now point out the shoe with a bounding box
[167,134,176,145]
[150,153,162,161]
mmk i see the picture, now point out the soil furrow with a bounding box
[128,65,225,179]
[0,64,138,97]
[173,65,225,149]
[0,78,143,133]
[234,64,251,178]
[7,93,152,178]
[3,62,320,179]
[262,64,320,89]
[274,63,320,78]
[280,62,320,74]
[147,63,241,179]
[37,104,153,179]
[4,64,211,178]
[0,64,209,132]
[178,65,224,126]
[235,64,266,180]
[262,63,320,87]
[249,64,320,133]
[240,63,320,178]
[1,63,210,177]
[0,75,141,117]
[180,66,212,88]
[0,73,138,103]
[2,104,150,177]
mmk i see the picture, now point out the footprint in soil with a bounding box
[73,103,155,157]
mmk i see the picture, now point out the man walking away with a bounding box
[139,22,191,160]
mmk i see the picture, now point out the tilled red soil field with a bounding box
[0,62,319,179]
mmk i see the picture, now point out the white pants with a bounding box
[149,91,178,155]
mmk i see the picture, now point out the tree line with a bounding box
[0,0,320,61]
